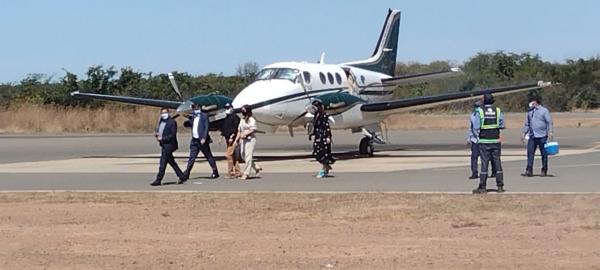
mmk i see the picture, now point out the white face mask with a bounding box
[161,113,169,119]
[225,108,233,115]
[194,109,202,114]
[528,102,536,109]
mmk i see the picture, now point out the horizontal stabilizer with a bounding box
[381,68,463,86]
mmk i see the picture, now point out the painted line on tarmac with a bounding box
[2,190,600,195]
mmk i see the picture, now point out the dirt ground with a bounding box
[1,192,599,269]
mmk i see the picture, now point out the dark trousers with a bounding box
[526,136,548,172]
[156,144,184,181]
[470,143,497,176]
[479,143,504,188]
[184,139,218,179]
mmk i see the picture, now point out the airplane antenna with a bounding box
[168,72,184,101]
[319,52,325,64]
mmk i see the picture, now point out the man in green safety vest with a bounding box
[472,93,505,194]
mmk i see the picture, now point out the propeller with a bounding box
[287,73,314,137]
[167,72,192,119]
[168,72,184,101]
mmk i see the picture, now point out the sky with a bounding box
[0,0,599,83]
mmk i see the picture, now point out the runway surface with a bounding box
[1,128,599,192]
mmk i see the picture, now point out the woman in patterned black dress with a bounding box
[310,99,335,178]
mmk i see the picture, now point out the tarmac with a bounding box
[1,128,599,192]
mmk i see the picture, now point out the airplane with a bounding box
[71,9,555,156]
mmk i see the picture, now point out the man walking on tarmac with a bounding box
[472,93,506,194]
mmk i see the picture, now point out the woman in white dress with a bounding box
[234,105,262,180]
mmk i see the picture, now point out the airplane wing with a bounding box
[380,68,463,87]
[360,81,554,115]
[70,91,183,109]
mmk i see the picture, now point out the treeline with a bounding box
[1,52,599,111]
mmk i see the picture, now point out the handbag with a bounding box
[233,143,245,163]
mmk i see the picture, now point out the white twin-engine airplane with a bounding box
[72,9,554,156]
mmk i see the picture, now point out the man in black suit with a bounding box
[180,104,219,183]
[151,108,185,186]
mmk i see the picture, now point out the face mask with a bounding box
[225,108,233,115]
[528,102,535,109]
[161,113,169,119]
[194,109,201,114]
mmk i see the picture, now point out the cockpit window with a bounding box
[255,68,299,82]
[256,69,276,80]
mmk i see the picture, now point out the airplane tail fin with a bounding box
[345,9,400,76]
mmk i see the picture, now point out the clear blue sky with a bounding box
[1,0,598,83]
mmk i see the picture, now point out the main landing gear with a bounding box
[358,128,384,157]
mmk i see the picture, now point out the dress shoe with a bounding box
[468,174,479,180]
[541,170,548,177]
[150,180,161,186]
[497,186,506,193]
[209,172,220,179]
[521,171,533,177]
[177,178,187,185]
[472,187,487,194]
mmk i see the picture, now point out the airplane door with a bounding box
[343,68,360,96]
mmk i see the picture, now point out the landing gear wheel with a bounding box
[359,137,374,157]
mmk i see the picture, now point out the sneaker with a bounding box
[541,170,548,177]
[254,167,263,177]
[316,170,325,178]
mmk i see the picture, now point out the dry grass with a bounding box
[384,112,600,129]
[1,104,600,133]
[0,104,159,133]
[1,192,600,269]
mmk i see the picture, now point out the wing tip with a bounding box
[537,81,556,88]
[70,91,80,97]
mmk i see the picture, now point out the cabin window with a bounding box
[335,73,342,85]
[319,72,326,84]
[327,72,334,84]
[302,71,311,84]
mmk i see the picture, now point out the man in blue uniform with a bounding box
[472,93,505,194]
[521,97,554,177]
[467,101,496,179]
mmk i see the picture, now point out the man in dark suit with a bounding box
[180,104,219,183]
[151,108,185,186]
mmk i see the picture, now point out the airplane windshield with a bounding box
[255,68,299,82]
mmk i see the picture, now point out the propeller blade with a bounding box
[168,72,183,101]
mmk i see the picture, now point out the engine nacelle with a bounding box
[316,92,365,115]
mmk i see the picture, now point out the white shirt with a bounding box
[238,116,257,139]
[192,116,200,139]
